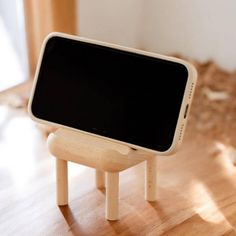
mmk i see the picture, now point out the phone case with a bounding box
[28,32,197,155]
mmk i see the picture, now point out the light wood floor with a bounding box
[0,104,236,235]
[1,61,236,235]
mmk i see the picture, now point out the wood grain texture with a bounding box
[145,157,157,201]
[47,129,148,172]
[1,106,236,235]
[1,60,236,235]
[56,158,68,206]
[48,128,157,220]
[106,172,119,220]
[96,170,105,189]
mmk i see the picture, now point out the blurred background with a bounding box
[1,0,236,92]
[0,0,27,90]
[0,1,236,235]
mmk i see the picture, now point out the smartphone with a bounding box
[28,32,197,155]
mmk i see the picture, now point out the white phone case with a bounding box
[28,32,198,155]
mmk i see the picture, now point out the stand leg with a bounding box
[105,172,119,220]
[145,157,157,202]
[56,158,68,206]
[96,170,105,189]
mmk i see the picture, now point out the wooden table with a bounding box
[0,104,236,235]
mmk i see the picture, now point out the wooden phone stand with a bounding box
[47,129,157,221]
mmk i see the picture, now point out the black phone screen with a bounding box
[31,36,188,152]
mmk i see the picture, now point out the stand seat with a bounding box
[47,129,157,220]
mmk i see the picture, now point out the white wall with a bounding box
[0,0,28,77]
[79,0,143,48]
[79,0,236,72]
[0,0,27,90]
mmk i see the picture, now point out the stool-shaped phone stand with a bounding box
[47,129,157,221]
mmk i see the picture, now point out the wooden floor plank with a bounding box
[0,105,236,235]
[0,61,236,235]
